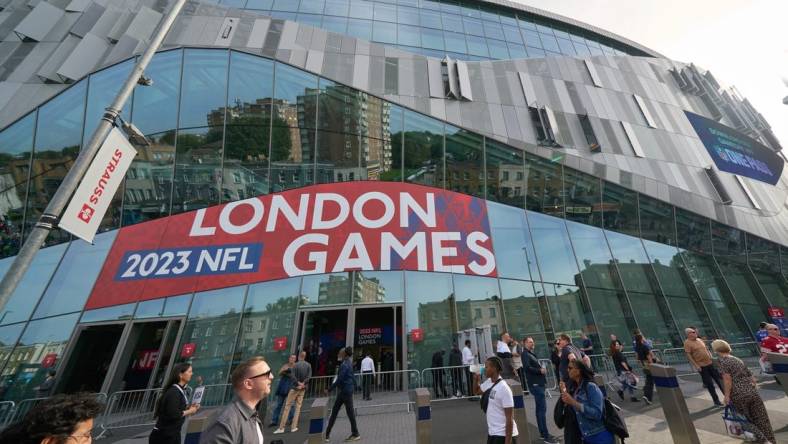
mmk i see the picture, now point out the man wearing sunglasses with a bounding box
[201,356,273,443]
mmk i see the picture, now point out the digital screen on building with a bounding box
[87,182,497,309]
[685,111,783,185]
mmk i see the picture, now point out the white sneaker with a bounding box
[642,396,652,405]
[290,427,299,433]
[273,428,285,434]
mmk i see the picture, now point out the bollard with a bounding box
[593,374,607,398]
[767,352,788,393]
[307,397,328,444]
[183,409,217,444]
[411,387,431,444]
[649,364,700,444]
[506,379,533,444]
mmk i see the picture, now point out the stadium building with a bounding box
[0,0,785,400]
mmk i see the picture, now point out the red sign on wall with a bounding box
[181,343,196,358]
[273,336,288,351]
[86,182,496,309]
[411,328,424,343]
[768,307,784,318]
[41,353,57,368]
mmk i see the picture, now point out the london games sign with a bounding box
[86,182,496,309]
[685,111,783,185]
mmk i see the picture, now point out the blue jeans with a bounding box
[529,384,549,438]
[270,395,294,425]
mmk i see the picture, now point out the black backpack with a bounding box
[603,397,629,441]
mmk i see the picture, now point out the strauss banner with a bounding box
[86,182,496,309]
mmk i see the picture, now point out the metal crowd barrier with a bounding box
[0,401,15,428]
[303,370,420,401]
[7,396,50,425]
[96,388,163,437]
[420,365,475,401]
[0,392,107,432]
[539,358,558,392]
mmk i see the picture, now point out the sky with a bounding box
[516,0,788,150]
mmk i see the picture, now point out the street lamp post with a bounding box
[0,0,188,313]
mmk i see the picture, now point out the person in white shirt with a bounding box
[473,356,519,444]
[496,332,515,379]
[462,340,475,397]
[360,351,375,401]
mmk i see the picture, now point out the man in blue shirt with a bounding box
[324,346,361,442]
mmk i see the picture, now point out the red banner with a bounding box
[768,307,784,318]
[86,182,496,309]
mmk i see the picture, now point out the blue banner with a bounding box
[685,111,783,185]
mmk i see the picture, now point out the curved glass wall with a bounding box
[0,47,785,395]
[234,0,649,61]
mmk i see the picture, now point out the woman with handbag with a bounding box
[609,341,639,402]
[557,360,613,444]
[713,339,775,444]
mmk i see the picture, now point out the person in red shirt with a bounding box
[760,324,788,354]
[760,323,788,375]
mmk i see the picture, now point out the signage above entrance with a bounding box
[86,182,497,309]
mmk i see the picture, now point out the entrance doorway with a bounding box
[295,305,404,375]
[59,324,125,393]
[297,309,349,378]
[107,319,182,393]
[59,318,184,395]
[353,306,402,373]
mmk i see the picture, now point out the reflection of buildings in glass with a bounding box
[237,296,298,359]
[541,284,584,334]
[27,153,76,223]
[417,300,453,337]
[456,298,502,334]
[185,311,241,384]
[446,158,483,196]
[487,164,525,202]
[503,296,543,336]
[577,260,617,289]
[0,157,28,255]
[353,271,386,303]
[0,340,68,400]
[123,142,176,221]
[303,85,392,180]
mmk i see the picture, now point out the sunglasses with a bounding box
[248,369,273,379]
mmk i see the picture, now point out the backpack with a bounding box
[603,397,629,441]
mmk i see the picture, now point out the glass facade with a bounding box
[0,46,784,400]
[234,0,647,61]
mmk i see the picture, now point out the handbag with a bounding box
[625,371,639,387]
[722,405,757,441]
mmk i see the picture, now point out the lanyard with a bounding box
[173,383,188,405]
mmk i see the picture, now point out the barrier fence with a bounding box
[0,401,14,428]
[301,369,420,402]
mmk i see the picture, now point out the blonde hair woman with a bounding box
[712,339,775,444]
